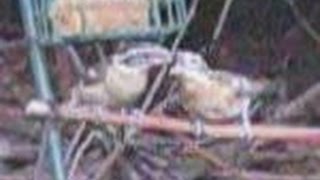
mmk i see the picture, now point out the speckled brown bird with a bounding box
[170,52,269,122]
[70,43,171,109]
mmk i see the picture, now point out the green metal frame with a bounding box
[31,0,187,44]
[19,0,66,180]
[18,0,188,179]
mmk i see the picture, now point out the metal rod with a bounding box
[18,1,66,180]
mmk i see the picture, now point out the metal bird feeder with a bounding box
[18,0,189,180]
[26,0,189,44]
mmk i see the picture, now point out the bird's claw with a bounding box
[193,118,205,139]
[191,118,208,146]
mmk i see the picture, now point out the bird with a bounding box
[169,51,270,123]
[69,43,172,110]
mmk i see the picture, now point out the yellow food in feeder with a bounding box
[49,0,150,36]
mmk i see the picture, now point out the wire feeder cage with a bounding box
[28,0,189,44]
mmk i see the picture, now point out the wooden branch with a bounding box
[57,104,320,145]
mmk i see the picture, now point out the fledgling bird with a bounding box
[70,43,172,109]
[170,51,269,122]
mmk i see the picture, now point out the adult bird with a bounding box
[70,43,172,111]
[169,51,269,130]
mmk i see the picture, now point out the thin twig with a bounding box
[212,0,234,42]
[141,0,201,112]
[67,130,101,180]
[201,0,233,58]
[150,81,179,114]
[64,122,87,168]
[285,0,320,43]
[92,143,125,180]
[66,46,88,80]
[64,44,106,170]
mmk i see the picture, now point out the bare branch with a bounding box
[212,0,234,43]
[56,104,320,145]
[67,130,98,180]
[64,122,87,168]
[92,143,124,180]
[201,0,234,60]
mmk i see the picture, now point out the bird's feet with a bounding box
[191,117,209,146]
[239,99,254,144]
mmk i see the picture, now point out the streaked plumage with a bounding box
[71,43,171,108]
[170,52,269,121]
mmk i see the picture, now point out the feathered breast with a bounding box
[177,72,245,120]
[104,65,148,105]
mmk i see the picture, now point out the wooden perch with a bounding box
[56,104,320,145]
